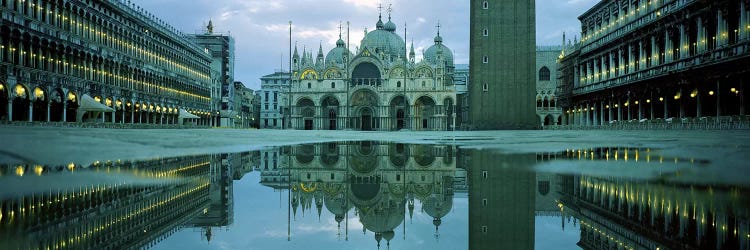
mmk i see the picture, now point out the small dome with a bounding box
[434,34,443,43]
[376,18,384,30]
[384,20,397,32]
[326,41,353,66]
[424,43,454,67]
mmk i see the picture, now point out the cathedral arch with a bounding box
[323,68,343,79]
[12,83,30,121]
[300,68,319,80]
[351,62,381,87]
[415,66,433,78]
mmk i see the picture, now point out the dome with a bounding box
[359,201,405,233]
[422,195,453,219]
[360,29,406,59]
[423,35,454,67]
[324,194,352,217]
[384,19,397,32]
[325,39,353,66]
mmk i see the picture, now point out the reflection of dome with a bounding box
[351,182,380,201]
[389,144,409,167]
[324,194,352,216]
[422,195,453,219]
[361,16,406,60]
[359,201,405,234]
[424,33,454,67]
[413,145,435,166]
[296,144,315,164]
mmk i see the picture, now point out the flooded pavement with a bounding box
[0,141,748,249]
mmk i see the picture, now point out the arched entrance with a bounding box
[12,84,30,121]
[49,89,64,122]
[322,96,339,130]
[0,83,7,121]
[360,108,373,131]
[544,115,554,126]
[65,91,78,122]
[32,87,47,122]
[390,96,408,130]
[351,90,378,131]
[297,98,315,130]
[415,96,436,130]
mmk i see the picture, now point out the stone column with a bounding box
[664,30,672,63]
[617,98,623,121]
[628,44,635,73]
[741,0,749,41]
[46,101,51,122]
[600,101,605,125]
[651,35,658,66]
[62,101,67,122]
[679,88,686,119]
[627,98,632,120]
[717,9,727,47]
[28,103,33,122]
[716,80,722,118]
[618,47,624,75]
[7,99,12,122]
[697,17,705,52]
[586,61,592,85]
[638,100,643,120]
[680,24,688,59]
[664,96,669,119]
[608,100,614,123]
[608,52,615,78]
[697,91,702,118]
[740,77,745,116]
[650,97,655,120]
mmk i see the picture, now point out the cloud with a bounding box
[342,0,380,9]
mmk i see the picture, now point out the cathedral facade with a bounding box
[288,14,456,131]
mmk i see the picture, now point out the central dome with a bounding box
[360,17,405,60]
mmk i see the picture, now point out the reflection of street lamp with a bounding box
[287,20,293,130]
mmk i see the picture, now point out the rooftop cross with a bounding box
[338,21,343,38]
[436,21,441,36]
[387,4,393,20]
[377,3,383,18]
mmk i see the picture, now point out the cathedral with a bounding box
[288,11,456,131]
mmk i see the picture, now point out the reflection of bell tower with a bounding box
[466,149,536,250]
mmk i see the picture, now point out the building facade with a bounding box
[559,0,750,127]
[259,71,290,129]
[232,81,254,128]
[536,46,564,126]
[287,12,456,131]
[189,24,235,127]
[454,64,469,130]
[0,0,214,125]
[469,0,537,129]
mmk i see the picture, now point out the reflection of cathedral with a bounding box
[259,142,460,248]
[288,8,456,131]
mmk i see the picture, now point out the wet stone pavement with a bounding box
[1,128,749,249]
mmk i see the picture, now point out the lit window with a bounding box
[483,1,488,9]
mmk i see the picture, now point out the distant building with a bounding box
[454,64,470,129]
[233,81,254,128]
[259,71,291,129]
[469,0,537,129]
[188,22,235,127]
[536,46,563,126]
[558,0,750,127]
[287,11,456,131]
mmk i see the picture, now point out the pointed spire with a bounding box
[376,3,384,30]
[206,19,214,34]
[318,42,324,57]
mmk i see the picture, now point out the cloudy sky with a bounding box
[130,0,600,90]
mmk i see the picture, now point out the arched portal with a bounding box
[49,89,64,122]
[12,84,30,121]
[65,91,78,122]
[415,96,436,130]
[297,98,315,130]
[32,87,47,121]
[390,96,408,130]
[351,90,379,131]
[322,96,339,130]
[0,83,8,121]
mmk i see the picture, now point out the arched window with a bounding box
[307,82,311,88]
[539,66,551,81]
[397,81,401,88]
[483,1,488,9]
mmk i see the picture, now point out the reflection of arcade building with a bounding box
[263,142,458,247]
[551,147,750,250]
[288,9,456,131]
[0,155,213,249]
